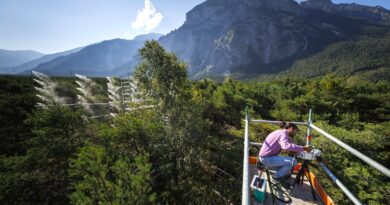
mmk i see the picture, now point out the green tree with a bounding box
[69,146,155,205]
[134,40,189,116]
[133,41,221,203]
[0,106,88,204]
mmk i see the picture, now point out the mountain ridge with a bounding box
[20,33,162,76]
[301,0,390,24]
[0,49,44,68]
[1,47,83,74]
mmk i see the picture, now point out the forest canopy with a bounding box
[0,41,389,204]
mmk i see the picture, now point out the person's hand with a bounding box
[303,145,312,152]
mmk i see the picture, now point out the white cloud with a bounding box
[131,0,163,31]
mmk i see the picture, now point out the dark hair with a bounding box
[284,122,298,130]
[278,121,287,128]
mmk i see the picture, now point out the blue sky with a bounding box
[0,0,389,54]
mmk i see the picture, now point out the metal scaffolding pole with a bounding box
[241,112,250,205]
[319,162,362,205]
[306,109,313,146]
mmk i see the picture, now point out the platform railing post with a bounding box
[306,109,313,146]
[242,107,250,205]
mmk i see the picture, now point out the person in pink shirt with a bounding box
[259,122,312,182]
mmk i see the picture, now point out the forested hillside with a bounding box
[1,41,389,204]
[249,30,390,82]
[285,35,390,81]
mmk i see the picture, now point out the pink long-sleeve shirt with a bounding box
[259,129,304,158]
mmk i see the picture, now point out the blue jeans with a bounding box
[260,155,297,178]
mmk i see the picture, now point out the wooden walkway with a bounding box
[250,164,323,205]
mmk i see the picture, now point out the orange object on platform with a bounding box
[293,163,302,173]
[294,163,334,204]
[306,171,334,205]
[249,156,258,164]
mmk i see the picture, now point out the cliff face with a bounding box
[158,0,390,78]
[159,0,309,77]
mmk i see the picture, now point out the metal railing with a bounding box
[319,162,362,205]
[309,124,390,178]
[250,119,308,125]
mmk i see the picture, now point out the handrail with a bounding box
[250,119,307,125]
[249,142,262,147]
[310,124,390,178]
[319,162,362,205]
[241,113,250,205]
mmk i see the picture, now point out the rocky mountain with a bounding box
[1,47,83,74]
[0,49,44,68]
[158,0,390,78]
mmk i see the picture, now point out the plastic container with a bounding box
[251,175,267,202]
[249,156,258,164]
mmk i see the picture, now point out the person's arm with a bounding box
[278,134,304,152]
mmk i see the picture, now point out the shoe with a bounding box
[274,175,292,190]
[282,181,293,190]
[274,175,290,183]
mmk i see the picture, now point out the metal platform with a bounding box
[250,164,323,205]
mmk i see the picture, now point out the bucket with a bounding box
[251,175,267,202]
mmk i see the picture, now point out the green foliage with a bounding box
[133,41,224,204]
[69,146,155,205]
[0,76,36,155]
[286,37,390,81]
[68,111,161,204]
[134,40,189,114]
[1,105,88,204]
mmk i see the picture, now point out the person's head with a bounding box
[283,122,299,137]
[278,121,286,128]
